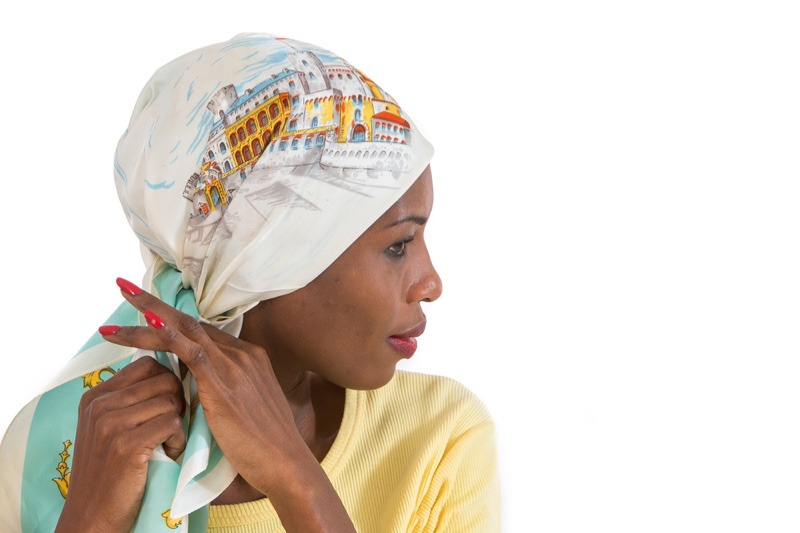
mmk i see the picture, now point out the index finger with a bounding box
[115,277,209,345]
[116,277,166,313]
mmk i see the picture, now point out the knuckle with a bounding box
[177,314,203,336]
[169,393,183,414]
[95,413,118,440]
[136,356,161,375]
[250,345,269,360]
[164,327,183,346]
[164,368,182,387]
[154,393,181,415]
[185,343,208,365]
[79,389,98,410]
[80,393,108,421]
[141,356,163,372]
[153,371,178,392]
[171,375,184,395]
[167,414,183,432]
[140,355,159,367]
[110,358,142,379]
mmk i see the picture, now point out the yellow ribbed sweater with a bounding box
[207,371,500,532]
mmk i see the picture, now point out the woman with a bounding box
[0,33,499,532]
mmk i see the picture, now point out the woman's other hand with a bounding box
[56,357,185,533]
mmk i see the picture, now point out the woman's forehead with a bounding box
[378,167,434,227]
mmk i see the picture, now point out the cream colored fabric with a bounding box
[207,371,501,533]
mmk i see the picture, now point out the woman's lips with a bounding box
[388,322,426,358]
[387,336,418,358]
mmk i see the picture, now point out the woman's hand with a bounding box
[56,357,185,533]
[101,278,356,532]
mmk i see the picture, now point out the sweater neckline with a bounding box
[320,386,362,477]
[207,387,363,524]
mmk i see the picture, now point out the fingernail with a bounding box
[144,309,165,329]
[98,325,121,336]
[116,277,143,296]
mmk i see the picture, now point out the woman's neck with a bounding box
[209,355,345,506]
[276,370,344,460]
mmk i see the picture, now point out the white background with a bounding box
[1,1,799,531]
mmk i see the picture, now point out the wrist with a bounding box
[254,444,325,498]
[57,491,137,533]
[266,461,353,532]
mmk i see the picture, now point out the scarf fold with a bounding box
[0,32,433,532]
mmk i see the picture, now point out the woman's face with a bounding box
[240,166,442,390]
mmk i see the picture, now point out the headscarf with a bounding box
[0,33,433,532]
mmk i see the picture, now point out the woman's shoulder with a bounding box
[336,375,499,531]
[360,370,494,437]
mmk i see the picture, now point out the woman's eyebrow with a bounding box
[383,215,428,229]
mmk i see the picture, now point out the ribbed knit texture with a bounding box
[207,371,500,532]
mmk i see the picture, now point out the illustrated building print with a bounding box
[184,40,413,226]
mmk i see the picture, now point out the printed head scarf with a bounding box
[118,32,433,324]
[0,33,433,532]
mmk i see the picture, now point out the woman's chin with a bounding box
[338,365,398,391]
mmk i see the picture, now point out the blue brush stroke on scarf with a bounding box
[145,179,175,190]
[147,118,159,149]
[186,91,212,123]
[128,206,150,228]
[187,98,217,156]
[113,151,128,186]
[220,35,278,51]
[133,229,176,266]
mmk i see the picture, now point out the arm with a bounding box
[414,420,501,532]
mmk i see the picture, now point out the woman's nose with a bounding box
[408,242,442,303]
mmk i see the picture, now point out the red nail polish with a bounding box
[116,277,143,296]
[145,309,165,329]
[98,325,121,336]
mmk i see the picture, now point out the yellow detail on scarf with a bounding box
[161,509,183,529]
[82,367,116,389]
[52,440,72,499]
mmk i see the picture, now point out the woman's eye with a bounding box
[387,239,410,257]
